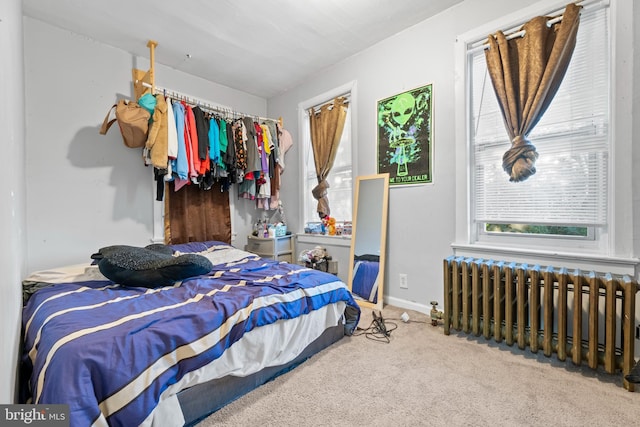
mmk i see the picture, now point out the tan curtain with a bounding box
[164,182,231,244]
[485,3,581,182]
[308,96,348,218]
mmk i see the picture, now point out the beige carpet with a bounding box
[197,305,640,426]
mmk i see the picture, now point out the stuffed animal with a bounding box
[327,217,337,236]
[321,215,337,236]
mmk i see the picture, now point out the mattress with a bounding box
[20,241,360,427]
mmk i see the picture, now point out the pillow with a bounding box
[91,244,213,288]
[24,263,109,284]
[22,263,110,305]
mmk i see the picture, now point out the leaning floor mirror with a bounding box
[347,173,389,310]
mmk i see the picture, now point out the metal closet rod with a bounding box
[137,80,281,124]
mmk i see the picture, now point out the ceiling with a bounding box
[23,0,463,99]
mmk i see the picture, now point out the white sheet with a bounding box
[24,263,109,284]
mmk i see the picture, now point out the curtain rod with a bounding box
[137,80,281,124]
[469,0,608,54]
[307,93,351,114]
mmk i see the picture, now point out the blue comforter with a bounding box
[21,241,360,426]
[351,260,380,303]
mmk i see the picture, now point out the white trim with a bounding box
[451,243,639,276]
[455,0,615,257]
[296,233,352,248]
[228,185,237,245]
[384,296,430,316]
[298,81,357,113]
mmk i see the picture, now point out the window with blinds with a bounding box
[468,3,610,238]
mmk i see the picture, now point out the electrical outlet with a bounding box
[399,273,408,289]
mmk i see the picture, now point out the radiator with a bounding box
[443,255,639,391]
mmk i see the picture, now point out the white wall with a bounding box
[23,17,267,273]
[634,0,640,260]
[270,0,536,312]
[0,0,26,404]
[269,0,640,312]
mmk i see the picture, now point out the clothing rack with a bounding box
[132,39,282,125]
[138,80,280,124]
[132,40,158,100]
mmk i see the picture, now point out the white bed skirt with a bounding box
[144,301,346,427]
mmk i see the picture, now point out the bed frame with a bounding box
[180,323,345,425]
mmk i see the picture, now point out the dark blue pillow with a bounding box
[91,244,213,288]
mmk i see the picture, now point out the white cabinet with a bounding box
[245,235,293,263]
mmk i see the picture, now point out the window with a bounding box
[300,90,353,231]
[465,2,610,250]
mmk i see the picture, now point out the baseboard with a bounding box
[384,296,430,315]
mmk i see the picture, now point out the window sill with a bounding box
[450,243,640,276]
[296,233,352,247]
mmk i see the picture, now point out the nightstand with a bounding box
[245,234,293,263]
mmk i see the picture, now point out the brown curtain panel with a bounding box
[164,182,232,244]
[485,2,581,182]
[308,96,348,218]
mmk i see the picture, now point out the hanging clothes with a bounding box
[232,119,247,183]
[270,126,293,209]
[208,116,220,167]
[164,96,178,182]
[182,103,199,183]
[144,90,288,211]
[193,106,211,177]
[145,93,169,169]
[263,120,280,172]
[242,117,261,173]
[238,117,259,200]
[223,120,236,179]
[171,101,189,191]
[254,123,270,208]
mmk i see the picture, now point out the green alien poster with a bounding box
[377,84,433,186]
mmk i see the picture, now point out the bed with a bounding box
[20,241,360,426]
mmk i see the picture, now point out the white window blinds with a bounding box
[469,3,609,226]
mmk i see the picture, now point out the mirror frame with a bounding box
[347,173,389,310]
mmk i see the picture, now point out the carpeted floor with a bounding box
[197,305,640,426]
